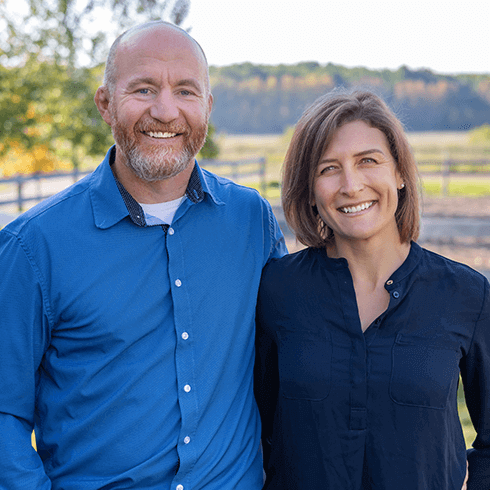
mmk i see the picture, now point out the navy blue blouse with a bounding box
[255,242,490,489]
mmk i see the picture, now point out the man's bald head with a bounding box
[103,21,210,97]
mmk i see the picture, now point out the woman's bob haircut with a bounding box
[282,90,420,248]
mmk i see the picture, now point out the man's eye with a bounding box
[138,88,150,95]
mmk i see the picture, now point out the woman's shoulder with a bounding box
[420,245,486,278]
[418,245,489,294]
[259,247,333,302]
[263,247,321,279]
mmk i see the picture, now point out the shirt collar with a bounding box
[90,146,216,229]
[315,240,423,282]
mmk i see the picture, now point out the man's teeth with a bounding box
[340,201,375,214]
[147,131,177,138]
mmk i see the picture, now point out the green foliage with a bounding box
[0,59,113,171]
[0,0,191,67]
[0,0,220,171]
[199,123,219,160]
[468,124,490,144]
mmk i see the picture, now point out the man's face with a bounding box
[107,26,213,182]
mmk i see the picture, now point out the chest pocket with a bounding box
[276,330,332,401]
[390,333,461,409]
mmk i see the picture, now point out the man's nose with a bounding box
[149,90,180,122]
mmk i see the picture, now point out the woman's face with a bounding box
[312,120,404,247]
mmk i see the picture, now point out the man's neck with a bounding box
[112,157,194,204]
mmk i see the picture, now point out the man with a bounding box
[0,21,286,489]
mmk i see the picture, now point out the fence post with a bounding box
[259,157,267,197]
[17,177,23,212]
[231,161,238,182]
[441,155,450,197]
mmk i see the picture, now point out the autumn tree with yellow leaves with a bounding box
[0,0,221,178]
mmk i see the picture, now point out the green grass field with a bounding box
[458,381,477,448]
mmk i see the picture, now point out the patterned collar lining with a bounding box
[109,147,204,227]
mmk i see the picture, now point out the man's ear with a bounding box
[94,86,113,127]
[207,93,214,115]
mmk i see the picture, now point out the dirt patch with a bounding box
[421,196,490,218]
[419,196,490,271]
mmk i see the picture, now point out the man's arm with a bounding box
[262,200,287,264]
[0,229,52,489]
[462,278,490,490]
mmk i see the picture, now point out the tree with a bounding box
[0,0,191,68]
[0,0,219,176]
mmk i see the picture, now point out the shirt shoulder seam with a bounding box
[1,229,55,331]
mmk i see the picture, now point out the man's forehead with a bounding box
[113,23,210,91]
[119,24,202,61]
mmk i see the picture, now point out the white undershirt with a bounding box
[139,196,186,225]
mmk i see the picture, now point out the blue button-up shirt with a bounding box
[255,242,490,490]
[0,146,286,489]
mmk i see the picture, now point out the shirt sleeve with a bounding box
[0,229,52,489]
[254,266,280,473]
[461,277,490,490]
[263,200,287,263]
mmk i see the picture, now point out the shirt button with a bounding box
[184,436,191,444]
[175,279,182,287]
[176,485,184,490]
[393,291,400,298]
[182,332,189,340]
[386,279,393,286]
[184,384,191,392]
[168,227,175,235]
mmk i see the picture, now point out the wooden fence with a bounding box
[418,158,490,196]
[0,158,267,212]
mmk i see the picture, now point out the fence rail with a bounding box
[0,158,267,212]
[417,158,490,196]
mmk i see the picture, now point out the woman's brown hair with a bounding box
[282,90,420,248]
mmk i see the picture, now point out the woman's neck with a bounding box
[328,233,410,291]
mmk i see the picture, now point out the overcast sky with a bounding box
[186,0,490,74]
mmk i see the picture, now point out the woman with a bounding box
[255,91,489,489]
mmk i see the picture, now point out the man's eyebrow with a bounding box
[175,78,203,93]
[125,77,203,93]
[125,77,158,91]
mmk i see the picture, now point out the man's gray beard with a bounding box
[110,106,209,183]
[125,144,195,182]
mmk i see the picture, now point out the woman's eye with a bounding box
[361,157,376,164]
[319,165,336,174]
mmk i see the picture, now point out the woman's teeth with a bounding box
[340,201,375,214]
